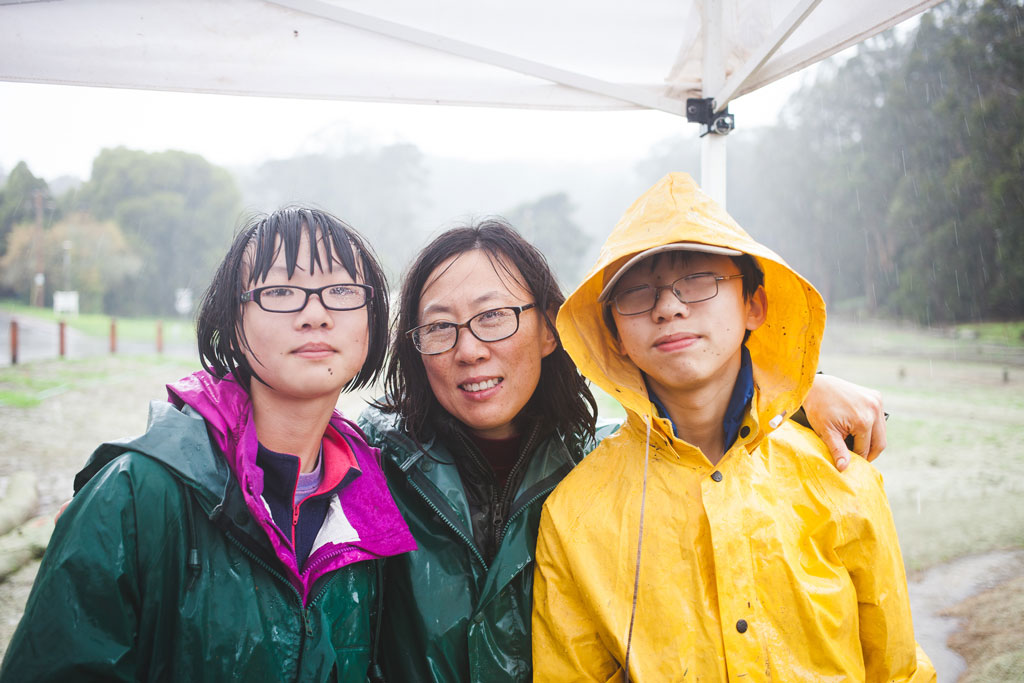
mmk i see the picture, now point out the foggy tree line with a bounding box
[0,149,241,315]
[0,145,587,316]
[741,0,1023,324]
[639,0,1021,324]
[0,0,1017,325]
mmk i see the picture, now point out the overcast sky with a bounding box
[0,71,808,181]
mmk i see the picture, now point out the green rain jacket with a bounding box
[359,406,615,682]
[1,374,415,683]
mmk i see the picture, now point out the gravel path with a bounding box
[0,356,199,656]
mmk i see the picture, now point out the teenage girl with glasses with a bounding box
[1,208,415,682]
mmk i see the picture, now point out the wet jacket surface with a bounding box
[0,371,415,683]
[533,173,936,682]
[359,405,613,683]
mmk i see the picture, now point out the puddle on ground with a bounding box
[908,549,1024,682]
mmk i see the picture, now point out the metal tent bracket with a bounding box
[686,97,735,136]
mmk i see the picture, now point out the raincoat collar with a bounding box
[165,370,415,598]
[644,344,753,450]
[557,172,825,447]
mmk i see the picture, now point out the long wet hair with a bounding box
[381,218,598,444]
[197,206,389,392]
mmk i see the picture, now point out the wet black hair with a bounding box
[380,217,598,444]
[602,251,765,339]
[196,206,389,392]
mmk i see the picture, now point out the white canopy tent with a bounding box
[0,0,943,205]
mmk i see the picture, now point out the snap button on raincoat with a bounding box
[532,173,935,682]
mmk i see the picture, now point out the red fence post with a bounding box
[59,320,66,358]
[9,320,17,365]
[110,318,117,354]
[156,320,164,354]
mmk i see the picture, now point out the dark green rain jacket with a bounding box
[1,400,383,683]
[359,405,615,683]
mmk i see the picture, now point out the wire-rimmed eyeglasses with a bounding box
[608,273,743,316]
[240,283,373,313]
[407,304,536,355]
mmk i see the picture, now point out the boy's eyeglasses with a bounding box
[407,304,536,355]
[609,273,743,316]
[240,283,373,313]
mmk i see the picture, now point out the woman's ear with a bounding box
[540,307,559,358]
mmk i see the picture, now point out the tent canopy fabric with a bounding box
[0,0,944,116]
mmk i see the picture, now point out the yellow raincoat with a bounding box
[533,173,935,682]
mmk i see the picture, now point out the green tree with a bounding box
[70,148,242,315]
[0,161,54,256]
[0,213,141,311]
[884,0,1024,323]
[503,193,590,289]
[710,0,1023,324]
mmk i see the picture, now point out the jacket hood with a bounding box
[75,399,232,512]
[557,172,825,438]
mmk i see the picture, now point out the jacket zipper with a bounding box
[494,422,542,548]
[453,430,502,554]
[224,530,310,682]
[500,483,557,554]
[301,545,353,583]
[408,477,488,568]
[302,571,341,639]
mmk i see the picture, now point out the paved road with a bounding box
[0,312,194,366]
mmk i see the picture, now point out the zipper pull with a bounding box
[303,607,314,637]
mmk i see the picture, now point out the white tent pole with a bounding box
[700,0,727,207]
[712,0,823,112]
[268,0,687,116]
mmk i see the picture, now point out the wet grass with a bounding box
[957,321,1024,346]
[945,575,1024,682]
[817,347,1024,571]
[0,356,197,408]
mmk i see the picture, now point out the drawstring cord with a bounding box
[623,415,651,682]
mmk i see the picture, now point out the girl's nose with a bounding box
[297,292,334,328]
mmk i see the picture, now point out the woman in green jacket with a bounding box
[359,218,887,682]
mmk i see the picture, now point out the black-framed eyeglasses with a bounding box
[406,304,536,355]
[240,283,373,313]
[609,273,743,316]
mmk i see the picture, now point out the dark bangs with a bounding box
[196,206,389,392]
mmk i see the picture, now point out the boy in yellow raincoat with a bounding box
[532,173,935,682]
